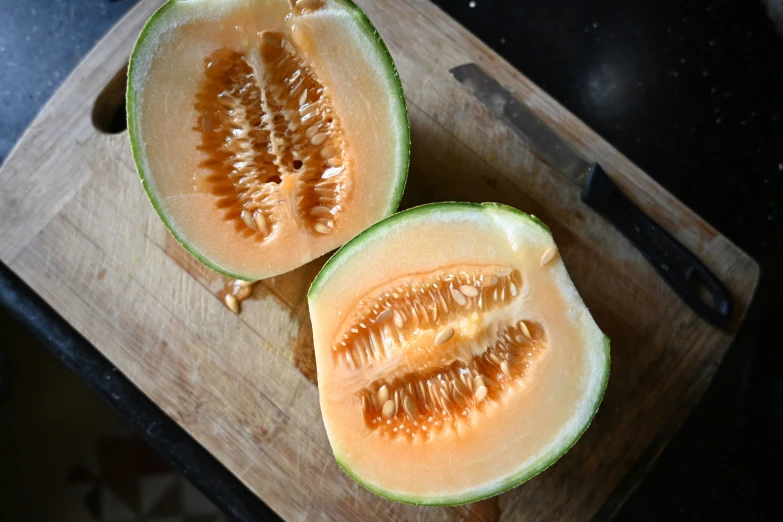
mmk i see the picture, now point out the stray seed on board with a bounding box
[434,327,455,345]
[459,285,479,297]
[540,246,558,266]
[224,294,239,314]
[314,222,332,234]
[450,288,467,306]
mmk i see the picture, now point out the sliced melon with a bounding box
[308,203,610,504]
[127,0,409,280]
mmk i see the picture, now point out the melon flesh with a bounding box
[127,0,408,280]
[308,203,610,504]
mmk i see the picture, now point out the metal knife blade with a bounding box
[450,63,593,186]
[449,62,734,329]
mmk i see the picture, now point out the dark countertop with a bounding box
[1,0,781,520]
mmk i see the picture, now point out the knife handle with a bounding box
[582,165,733,329]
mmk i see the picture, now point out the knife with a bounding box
[450,63,733,329]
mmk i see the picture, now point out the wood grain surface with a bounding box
[0,0,758,520]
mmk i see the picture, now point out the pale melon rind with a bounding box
[308,202,610,505]
[127,0,409,280]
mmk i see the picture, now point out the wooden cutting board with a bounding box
[0,0,758,520]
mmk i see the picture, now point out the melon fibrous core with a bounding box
[127,0,408,280]
[195,39,348,239]
[308,203,610,505]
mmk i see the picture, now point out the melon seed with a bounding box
[378,385,390,405]
[434,327,454,345]
[201,113,213,133]
[481,276,498,288]
[540,246,558,266]
[298,88,308,106]
[509,282,518,297]
[501,361,511,376]
[241,209,257,230]
[381,399,395,418]
[254,212,268,235]
[519,321,531,339]
[375,308,393,323]
[474,386,488,402]
[452,377,468,397]
[459,285,479,297]
[305,124,320,139]
[450,287,467,306]
[473,375,485,390]
[224,294,239,314]
[403,396,418,420]
[311,132,329,146]
[393,309,405,328]
[497,268,513,277]
[314,222,332,234]
[417,381,428,408]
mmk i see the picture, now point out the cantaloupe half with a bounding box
[309,203,610,504]
[127,0,408,280]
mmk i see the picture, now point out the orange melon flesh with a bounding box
[308,203,610,504]
[127,0,408,280]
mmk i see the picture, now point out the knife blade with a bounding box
[450,63,733,329]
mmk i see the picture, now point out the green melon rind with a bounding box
[127,0,410,281]
[335,0,410,226]
[308,202,610,505]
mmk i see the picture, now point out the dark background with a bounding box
[1,0,781,520]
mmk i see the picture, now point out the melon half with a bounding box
[309,203,610,504]
[127,0,409,280]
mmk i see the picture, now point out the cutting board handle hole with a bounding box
[92,63,128,134]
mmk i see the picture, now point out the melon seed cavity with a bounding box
[330,265,550,439]
[194,10,348,242]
